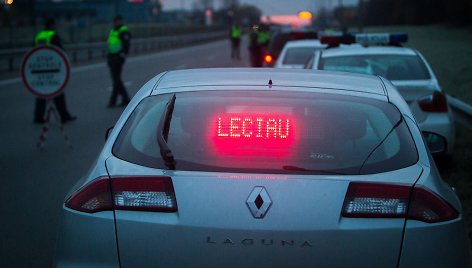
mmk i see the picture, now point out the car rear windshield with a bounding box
[113,90,418,175]
[268,31,318,57]
[283,47,317,65]
[320,54,431,80]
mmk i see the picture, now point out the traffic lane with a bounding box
[0,38,250,267]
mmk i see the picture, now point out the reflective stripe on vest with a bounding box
[257,31,270,45]
[231,27,241,39]
[108,25,129,54]
[35,30,56,46]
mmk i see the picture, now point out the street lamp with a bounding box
[298,11,313,20]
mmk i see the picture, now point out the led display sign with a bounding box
[217,116,291,139]
[212,114,296,156]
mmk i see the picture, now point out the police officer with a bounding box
[257,24,270,49]
[107,15,131,108]
[230,25,241,60]
[33,18,76,124]
[248,25,262,67]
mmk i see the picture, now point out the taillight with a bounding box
[65,177,113,213]
[408,187,458,223]
[418,91,448,112]
[342,182,458,223]
[264,54,273,64]
[66,176,177,213]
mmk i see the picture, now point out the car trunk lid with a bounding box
[106,157,423,268]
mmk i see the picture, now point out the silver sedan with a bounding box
[55,68,470,268]
[306,35,455,155]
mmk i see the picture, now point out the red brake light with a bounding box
[65,177,113,213]
[342,182,458,223]
[418,91,448,112]
[408,187,458,223]
[66,176,177,213]
[264,54,273,63]
[342,183,409,218]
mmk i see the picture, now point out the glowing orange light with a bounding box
[298,11,313,20]
[264,55,273,63]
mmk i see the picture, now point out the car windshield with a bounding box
[283,47,317,65]
[268,31,318,57]
[320,54,431,80]
[113,90,418,175]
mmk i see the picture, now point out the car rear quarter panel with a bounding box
[54,209,119,268]
[399,219,471,268]
[399,117,470,267]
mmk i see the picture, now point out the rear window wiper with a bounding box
[157,94,176,170]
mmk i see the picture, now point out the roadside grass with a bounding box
[364,25,472,104]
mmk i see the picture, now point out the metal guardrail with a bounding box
[0,31,227,73]
[448,95,472,131]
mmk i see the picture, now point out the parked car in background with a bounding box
[306,33,455,155]
[263,28,318,67]
[274,39,326,69]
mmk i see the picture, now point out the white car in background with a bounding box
[274,39,326,69]
[306,33,455,154]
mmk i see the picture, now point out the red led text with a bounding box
[217,116,291,139]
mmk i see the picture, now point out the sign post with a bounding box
[21,45,72,149]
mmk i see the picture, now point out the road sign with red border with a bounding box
[21,45,70,99]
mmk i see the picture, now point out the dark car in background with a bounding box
[263,28,318,67]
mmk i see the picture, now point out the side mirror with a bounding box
[422,131,447,154]
[105,126,114,141]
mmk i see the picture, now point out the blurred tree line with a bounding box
[362,0,472,25]
[327,0,472,29]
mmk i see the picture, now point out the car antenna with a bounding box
[268,79,273,88]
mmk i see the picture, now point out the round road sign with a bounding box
[21,45,70,99]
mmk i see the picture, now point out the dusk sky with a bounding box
[162,0,358,16]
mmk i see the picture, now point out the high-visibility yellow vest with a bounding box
[257,31,270,45]
[231,26,241,39]
[35,30,56,46]
[108,25,129,54]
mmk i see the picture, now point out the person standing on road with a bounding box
[230,25,241,60]
[248,25,262,67]
[107,15,131,108]
[33,18,76,124]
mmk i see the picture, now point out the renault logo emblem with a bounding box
[246,186,272,219]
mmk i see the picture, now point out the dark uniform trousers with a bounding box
[107,54,130,106]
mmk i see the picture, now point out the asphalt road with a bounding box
[0,38,250,267]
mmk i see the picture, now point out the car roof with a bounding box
[283,39,325,48]
[152,68,387,97]
[321,46,417,57]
